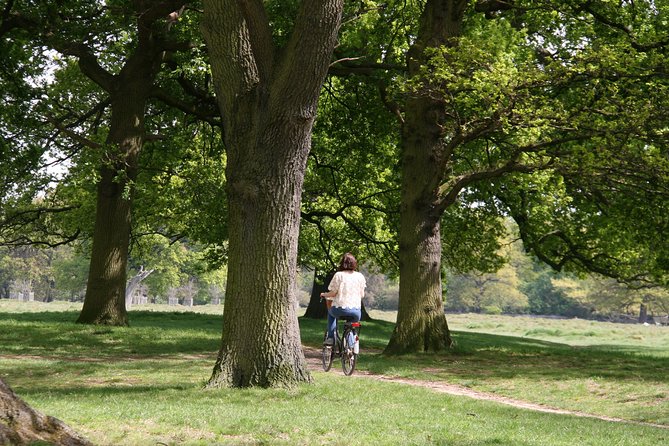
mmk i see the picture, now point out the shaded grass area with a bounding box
[449,314,669,358]
[0,302,667,445]
[0,308,222,357]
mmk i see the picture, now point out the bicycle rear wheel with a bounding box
[341,331,357,376]
[322,334,334,371]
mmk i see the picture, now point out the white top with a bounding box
[328,270,366,309]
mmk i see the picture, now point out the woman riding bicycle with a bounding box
[320,252,366,346]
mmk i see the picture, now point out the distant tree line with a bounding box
[0,238,226,306]
[3,219,668,322]
[443,232,669,320]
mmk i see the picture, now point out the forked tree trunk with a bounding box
[202,0,344,387]
[125,266,154,309]
[385,0,466,354]
[0,378,93,446]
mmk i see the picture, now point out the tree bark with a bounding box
[385,118,452,353]
[76,6,172,325]
[0,378,93,446]
[202,0,344,387]
[77,67,152,326]
[385,0,467,354]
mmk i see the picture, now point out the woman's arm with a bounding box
[320,272,341,299]
[320,289,336,299]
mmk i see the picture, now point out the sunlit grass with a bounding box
[5,358,667,446]
[300,314,669,426]
[1,301,668,445]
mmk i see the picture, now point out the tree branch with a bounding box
[44,116,104,150]
[50,41,116,92]
[1,206,82,248]
[149,85,222,127]
[272,0,344,112]
[137,0,192,27]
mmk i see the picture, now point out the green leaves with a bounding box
[301,74,400,273]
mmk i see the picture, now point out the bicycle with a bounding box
[321,313,361,376]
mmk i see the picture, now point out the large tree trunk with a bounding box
[385,200,452,353]
[385,99,452,353]
[76,16,164,325]
[208,124,311,387]
[385,0,467,354]
[77,85,146,326]
[76,161,136,325]
[202,0,344,387]
[0,378,93,446]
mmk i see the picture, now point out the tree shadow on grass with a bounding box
[0,309,223,328]
[298,316,396,350]
[4,311,667,387]
[450,331,669,382]
[0,358,212,401]
[299,316,668,384]
[333,329,669,387]
[0,310,223,357]
[14,382,199,400]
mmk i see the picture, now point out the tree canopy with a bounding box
[1,0,669,388]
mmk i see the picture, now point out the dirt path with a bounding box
[302,346,668,430]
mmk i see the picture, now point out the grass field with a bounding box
[0,300,667,445]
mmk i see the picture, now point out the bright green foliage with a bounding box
[392,2,669,286]
[0,39,74,245]
[301,74,400,274]
[440,199,508,273]
[132,126,227,263]
[299,0,424,275]
[303,86,398,265]
[1,0,221,241]
[129,234,226,305]
[1,1,227,297]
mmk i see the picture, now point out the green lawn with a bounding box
[1,301,667,445]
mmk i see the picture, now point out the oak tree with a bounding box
[201,0,344,387]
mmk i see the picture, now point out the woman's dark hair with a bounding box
[338,252,358,271]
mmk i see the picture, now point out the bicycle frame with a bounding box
[322,317,360,375]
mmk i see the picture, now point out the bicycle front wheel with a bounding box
[341,332,357,376]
